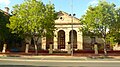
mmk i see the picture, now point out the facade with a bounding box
[41,11,83,51]
[0,7,116,52]
[83,36,105,50]
[39,11,112,51]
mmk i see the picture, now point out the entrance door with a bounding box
[58,30,65,49]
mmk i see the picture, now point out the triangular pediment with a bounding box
[55,11,80,25]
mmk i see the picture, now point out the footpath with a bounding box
[0,52,120,62]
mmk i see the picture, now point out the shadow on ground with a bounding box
[88,56,114,59]
[0,65,48,67]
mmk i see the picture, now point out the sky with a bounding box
[0,0,120,18]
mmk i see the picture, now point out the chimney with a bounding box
[4,7,9,13]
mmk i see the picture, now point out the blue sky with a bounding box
[0,0,120,18]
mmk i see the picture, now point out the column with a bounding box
[54,31,58,50]
[42,37,46,50]
[77,31,83,50]
[65,30,70,51]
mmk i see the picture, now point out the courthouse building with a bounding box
[39,11,112,51]
[40,11,83,51]
[0,7,112,51]
[0,7,116,52]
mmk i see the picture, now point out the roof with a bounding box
[0,9,10,16]
[58,11,80,20]
[55,11,81,24]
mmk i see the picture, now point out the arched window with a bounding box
[58,30,65,49]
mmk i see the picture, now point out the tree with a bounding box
[0,9,10,53]
[109,8,120,45]
[80,0,116,55]
[7,0,57,54]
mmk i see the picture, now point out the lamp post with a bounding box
[69,0,75,56]
[69,13,75,56]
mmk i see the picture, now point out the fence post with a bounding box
[49,42,53,54]
[68,42,71,54]
[94,43,98,55]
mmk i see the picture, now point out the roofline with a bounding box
[58,11,80,21]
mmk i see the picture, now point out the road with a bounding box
[0,56,120,67]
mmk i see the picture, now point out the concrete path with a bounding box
[1,53,120,62]
[0,55,120,62]
[1,55,120,67]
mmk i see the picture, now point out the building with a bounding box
[29,11,111,52]
[41,11,83,51]
[39,11,113,51]
[0,8,112,52]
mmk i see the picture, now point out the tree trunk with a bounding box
[25,43,29,53]
[104,42,107,56]
[2,43,7,53]
[33,36,39,55]
[34,42,38,55]
[102,38,107,56]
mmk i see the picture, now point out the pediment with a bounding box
[55,11,80,24]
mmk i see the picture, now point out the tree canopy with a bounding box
[80,0,116,39]
[80,0,118,55]
[7,0,57,39]
[109,8,120,44]
[0,9,10,43]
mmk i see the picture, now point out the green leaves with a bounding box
[0,10,10,41]
[80,0,120,48]
[7,0,57,38]
[81,0,116,38]
[109,8,120,43]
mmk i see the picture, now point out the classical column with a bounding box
[65,30,70,51]
[77,31,83,50]
[54,31,58,50]
[42,37,46,50]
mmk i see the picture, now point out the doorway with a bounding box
[58,30,65,49]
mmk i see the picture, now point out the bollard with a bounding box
[94,44,98,55]
[49,42,53,54]
[68,42,71,54]
[25,43,29,53]
[2,44,7,53]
